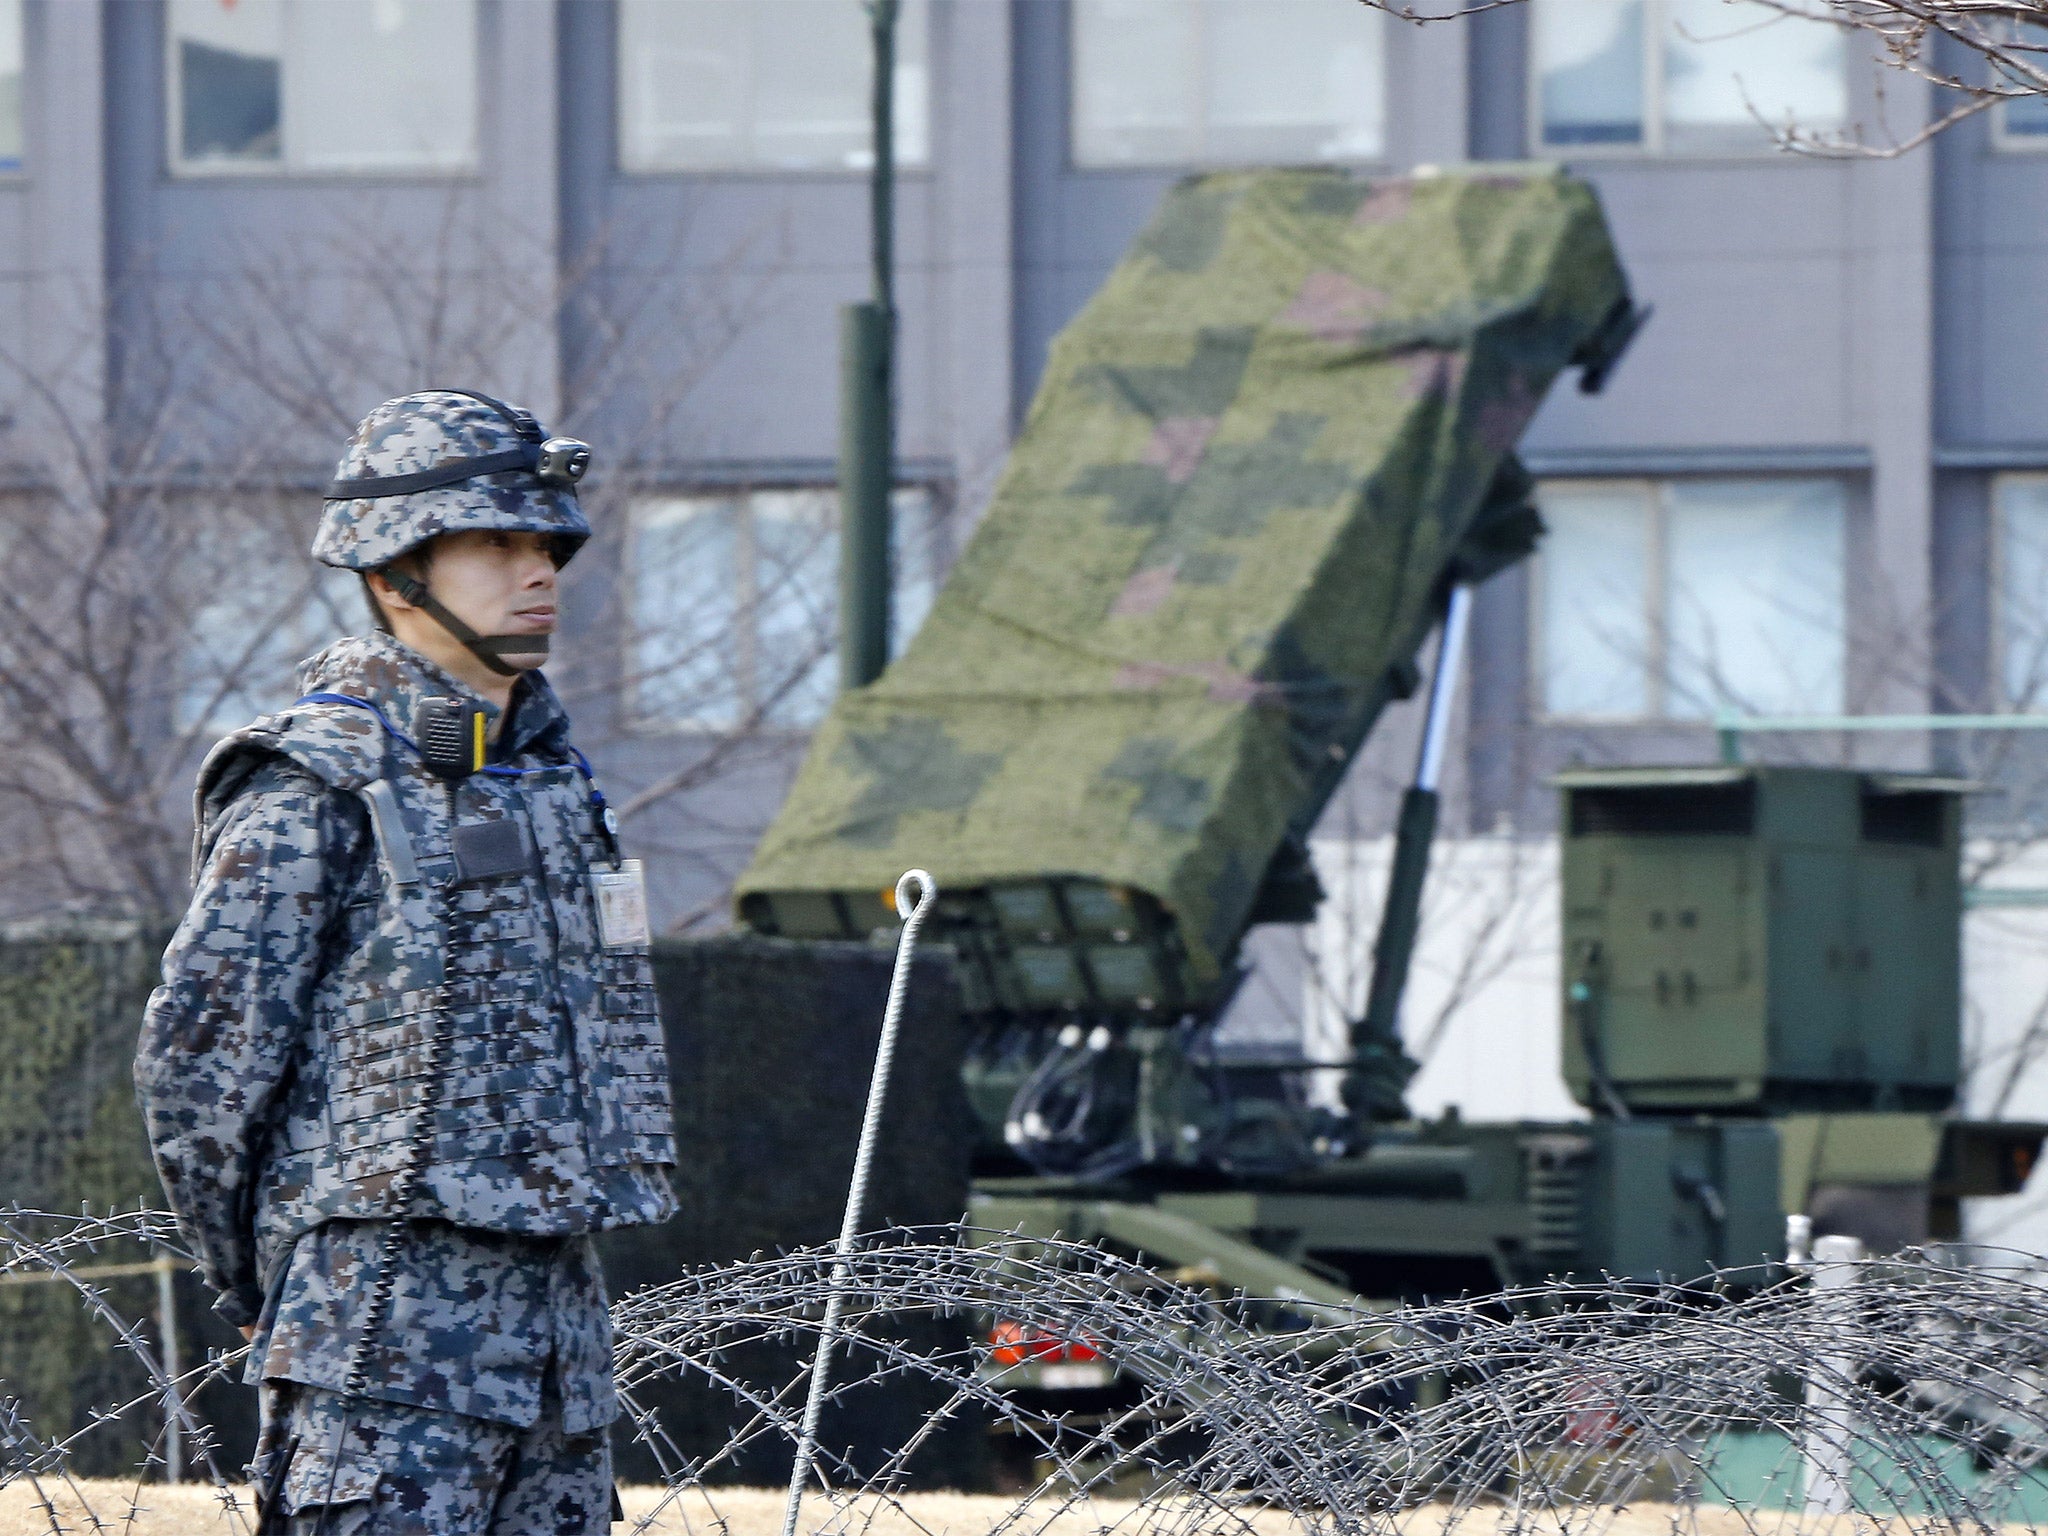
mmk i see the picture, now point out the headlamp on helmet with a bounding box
[322,389,591,502]
[535,437,591,486]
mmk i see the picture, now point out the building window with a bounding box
[1994,27,2048,147]
[2003,91,2048,145]
[1535,476,1847,720]
[617,0,930,173]
[1998,475,2048,710]
[180,552,363,733]
[0,0,23,174]
[625,486,941,732]
[1070,0,1384,168]
[1532,0,1847,155]
[168,0,477,174]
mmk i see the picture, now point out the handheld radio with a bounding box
[416,697,489,780]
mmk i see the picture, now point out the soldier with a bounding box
[134,389,677,1534]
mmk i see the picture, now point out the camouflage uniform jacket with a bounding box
[135,635,677,1414]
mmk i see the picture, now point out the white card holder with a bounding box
[591,859,651,949]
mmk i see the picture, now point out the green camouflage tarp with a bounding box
[739,167,1634,991]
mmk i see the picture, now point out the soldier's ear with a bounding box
[367,550,433,609]
[361,565,422,633]
[364,569,407,611]
[357,573,393,634]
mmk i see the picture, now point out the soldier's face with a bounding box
[425,530,559,668]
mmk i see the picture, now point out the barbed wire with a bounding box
[10,1207,2048,1533]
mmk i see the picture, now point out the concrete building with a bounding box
[8,0,2048,1226]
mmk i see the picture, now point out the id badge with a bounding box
[592,859,651,949]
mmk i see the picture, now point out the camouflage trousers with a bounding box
[251,1379,618,1535]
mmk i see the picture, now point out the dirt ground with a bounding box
[0,1481,1983,1536]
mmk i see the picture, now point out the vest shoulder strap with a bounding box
[190,703,398,882]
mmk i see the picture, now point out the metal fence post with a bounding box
[1801,1233,1864,1517]
[154,1254,183,1484]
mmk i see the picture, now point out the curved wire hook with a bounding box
[895,867,937,931]
[783,868,938,1536]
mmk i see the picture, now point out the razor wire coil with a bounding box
[11,1205,2048,1534]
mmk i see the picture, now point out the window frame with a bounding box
[1530,473,1851,724]
[1065,0,1389,173]
[163,0,481,181]
[613,0,934,179]
[1525,0,1849,161]
[1991,95,2048,152]
[621,480,947,736]
[1986,21,2048,152]
[1993,471,2048,712]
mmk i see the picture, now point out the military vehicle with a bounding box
[735,166,2038,1344]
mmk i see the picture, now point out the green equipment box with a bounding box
[1559,766,1965,1116]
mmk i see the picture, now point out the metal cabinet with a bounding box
[1560,766,1962,1115]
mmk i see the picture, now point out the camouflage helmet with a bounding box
[313,389,592,571]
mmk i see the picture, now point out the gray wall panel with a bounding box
[1528,248,1854,447]
[1466,5,1527,161]
[1933,173,1984,447]
[1388,11,1469,168]
[1965,247,2048,445]
[1931,469,1991,715]
[1973,155,2048,248]
[1580,162,1856,256]
[562,175,939,466]
[930,0,1015,505]
[0,189,30,272]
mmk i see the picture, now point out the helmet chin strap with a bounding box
[384,569,549,678]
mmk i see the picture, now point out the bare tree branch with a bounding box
[0,188,799,923]
[1356,0,2048,156]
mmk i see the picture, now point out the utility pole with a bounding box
[839,0,897,692]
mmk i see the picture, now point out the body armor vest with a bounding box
[194,695,677,1241]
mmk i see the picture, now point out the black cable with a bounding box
[1006,1028,1143,1179]
[1568,941,1631,1123]
[1007,1043,1099,1170]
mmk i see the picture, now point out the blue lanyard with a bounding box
[296,691,622,862]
